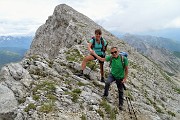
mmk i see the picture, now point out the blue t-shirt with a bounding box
[89,38,107,55]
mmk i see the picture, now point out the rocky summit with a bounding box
[0,4,180,120]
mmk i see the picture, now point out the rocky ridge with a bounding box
[0,4,180,120]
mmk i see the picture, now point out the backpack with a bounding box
[91,36,108,53]
[109,51,128,69]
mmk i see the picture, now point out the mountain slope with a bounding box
[0,4,179,120]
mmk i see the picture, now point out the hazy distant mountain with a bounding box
[0,36,32,49]
[121,33,180,74]
[140,28,180,42]
[0,36,32,68]
[0,47,27,68]
[119,33,180,52]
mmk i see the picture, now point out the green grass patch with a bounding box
[65,49,83,62]
[71,93,79,102]
[29,68,47,77]
[81,114,86,120]
[46,94,57,101]
[72,88,82,94]
[167,110,176,117]
[39,102,55,113]
[160,70,172,82]
[165,71,175,76]
[31,80,57,113]
[32,80,56,94]
[100,100,117,120]
[65,89,82,103]
[77,81,86,86]
[92,81,104,90]
[86,60,98,71]
[24,103,36,112]
[18,97,26,104]
[32,95,40,101]
[173,87,180,94]
[97,109,104,118]
[146,98,164,113]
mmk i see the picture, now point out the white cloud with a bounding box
[0,0,57,36]
[165,17,180,28]
[100,0,180,33]
[0,0,180,35]
[0,19,40,36]
[60,0,121,20]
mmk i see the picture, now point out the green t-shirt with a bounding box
[89,38,107,55]
[106,55,128,79]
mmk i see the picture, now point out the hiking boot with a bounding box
[75,70,83,77]
[101,77,105,82]
[119,105,124,111]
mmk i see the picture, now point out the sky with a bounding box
[0,0,180,40]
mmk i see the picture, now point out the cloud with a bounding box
[165,17,180,28]
[0,0,180,35]
[0,19,40,36]
[0,0,57,36]
[60,0,121,20]
[100,0,180,33]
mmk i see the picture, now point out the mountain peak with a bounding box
[0,4,180,120]
[26,3,103,59]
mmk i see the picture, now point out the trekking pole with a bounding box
[124,84,133,119]
[128,96,138,120]
[123,84,138,120]
[126,96,133,118]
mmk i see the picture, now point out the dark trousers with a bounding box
[104,73,124,106]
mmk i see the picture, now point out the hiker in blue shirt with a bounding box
[77,29,107,82]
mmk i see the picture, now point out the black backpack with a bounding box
[91,36,108,53]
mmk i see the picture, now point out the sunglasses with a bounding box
[111,51,117,54]
[95,33,101,36]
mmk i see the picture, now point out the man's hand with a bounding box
[91,50,105,62]
[121,78,126,83]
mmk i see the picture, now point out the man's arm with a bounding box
[122,66,128,83]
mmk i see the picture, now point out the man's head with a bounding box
[95,29,102,40]
[110,47,119,58]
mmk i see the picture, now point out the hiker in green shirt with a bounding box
[77,29,107,82]
[92,47,128,110]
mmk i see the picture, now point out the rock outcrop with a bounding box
[0,4,180,120]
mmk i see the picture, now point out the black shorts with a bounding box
[91,54,105,64]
